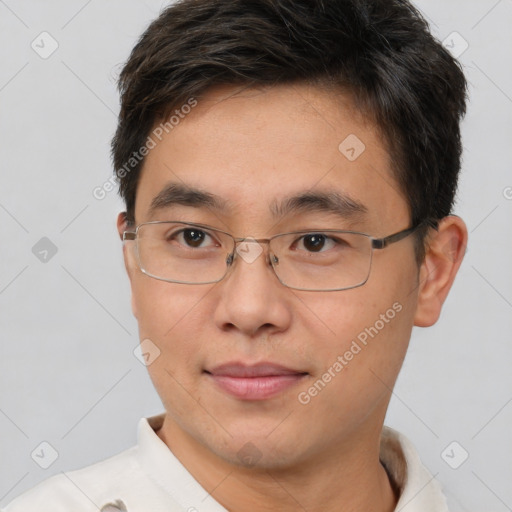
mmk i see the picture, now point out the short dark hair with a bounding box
[112,0,467,261]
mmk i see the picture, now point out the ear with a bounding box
[413,216,468,327]
[116,212,139,319]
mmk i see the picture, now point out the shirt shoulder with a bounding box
[2,446,141,512]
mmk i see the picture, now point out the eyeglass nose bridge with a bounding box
[225,237,279,268]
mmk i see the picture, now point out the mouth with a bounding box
[204,362,309,401]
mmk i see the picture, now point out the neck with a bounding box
[156,417,398,512]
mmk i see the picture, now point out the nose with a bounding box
[213,239,292,337]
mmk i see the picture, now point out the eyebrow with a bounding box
[148,183,230,218]
[269,190,367,222]
[148,182,367,222]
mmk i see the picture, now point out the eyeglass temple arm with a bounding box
[122,232,136,241]
[371,223,424,250]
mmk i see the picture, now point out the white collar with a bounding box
[380,426,449,511]
[136,413,228,512]
[136,414,449,511]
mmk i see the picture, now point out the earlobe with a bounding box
[413,216,468,327]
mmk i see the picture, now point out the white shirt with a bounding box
[2,413,450,511]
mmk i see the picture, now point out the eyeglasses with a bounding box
[122,221,421,292]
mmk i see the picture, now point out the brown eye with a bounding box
[182,228,206,247]
[166,228,215,249]
[302,234,327,252]
[292,233,347,254]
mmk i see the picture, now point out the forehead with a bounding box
[134,83,409,231]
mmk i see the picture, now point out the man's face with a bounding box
[121,84,421,468]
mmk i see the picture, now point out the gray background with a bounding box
[0,1,511,510]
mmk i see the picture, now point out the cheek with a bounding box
[132,277,215,368]
[302,294,409,361]
[300,257,418,380]
[292,293,415,435]
[134,277,194,332]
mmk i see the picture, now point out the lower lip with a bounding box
[207,373,307,400]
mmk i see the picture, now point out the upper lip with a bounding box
[206,362,307,378]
